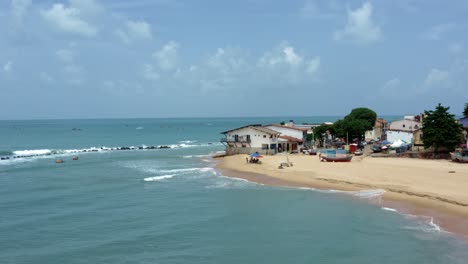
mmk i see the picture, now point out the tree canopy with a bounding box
[333,107,377,141]
[313,124,334,141]
[463,103,468,118]
[422,103,463,152]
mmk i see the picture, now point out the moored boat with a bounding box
[319,149,353,162]
[450,149,468,163]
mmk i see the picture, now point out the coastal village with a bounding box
[220,107,468,162]
[217,106,468,236]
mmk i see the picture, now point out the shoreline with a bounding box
[215,154,468,239]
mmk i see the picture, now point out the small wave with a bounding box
[382,207,398,212]
[160,167,214,174]
[328,189,386,199]
[403,215,444,233]
[1,142,220,162]
[144,175,175,182]
[179,140,197,144]
[13,149,52,156]
[205,175,260,189]
[136,126,144,130]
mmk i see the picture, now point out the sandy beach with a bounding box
[217,153,468,237]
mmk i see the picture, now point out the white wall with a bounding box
[387,130,413,143]
[265,126,304,140]
[226,127,277,148]
[389,120,421,132]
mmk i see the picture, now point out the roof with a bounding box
[278,135,304,143]
[459,117,468,128]
[374,118,388,128]
[265,124,308,132]
[221,125,280,135]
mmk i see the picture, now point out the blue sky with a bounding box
[1,0,467,119]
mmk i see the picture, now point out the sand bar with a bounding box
[216,153,468,238]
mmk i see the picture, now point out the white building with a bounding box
[221,125,281,155]
[386,130,414,144]
[264,124,308,152]
[389,118,421,132]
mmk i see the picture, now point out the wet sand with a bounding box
[216,154,468,238]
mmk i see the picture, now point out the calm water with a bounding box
[1,117,466,264]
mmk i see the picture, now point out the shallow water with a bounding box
[1,117,466,263]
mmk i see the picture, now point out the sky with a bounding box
[0,0,467,119]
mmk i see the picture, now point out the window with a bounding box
[263,135,266,138]
[402,124,406,128]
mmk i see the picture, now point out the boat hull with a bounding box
[321,156,352,162]
[450,152,468,163]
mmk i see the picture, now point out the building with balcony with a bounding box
[220,125,281,155]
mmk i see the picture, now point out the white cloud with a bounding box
[3,61,13,73]
[152,41,179,71]
[116,20,152,44]
[257,43,320,78]
[380,78,400,93]
[10,0,32,25]
[334,2,382,44]
[283,46,303,66]
[423,23,457,40]
[141,43,322,96]
[424,68,449,87]
[258,43,305,68]
[306,57,320,75]
[41,3,98,37]
[142,64,160,80]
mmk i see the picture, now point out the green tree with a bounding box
[422,103,463,153]
[313,124,334,142]
[333,107,377,141]
[463,103,468,118]
[344,107,377,127]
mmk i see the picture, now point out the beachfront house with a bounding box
[386,116,422,144]
[388,116,421,132]
[365,118,388,142]
[220,125,281,155]
[264,124,308,152]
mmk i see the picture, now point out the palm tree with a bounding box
[464,103,468,118]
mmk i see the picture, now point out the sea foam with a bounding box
[144,175,175,182]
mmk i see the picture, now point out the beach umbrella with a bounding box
[250,152,263,158]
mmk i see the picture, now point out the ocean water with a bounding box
[1,117,466,264]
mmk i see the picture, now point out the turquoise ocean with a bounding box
[1,117,467,264]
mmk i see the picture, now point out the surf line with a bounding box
[0,145,173,161]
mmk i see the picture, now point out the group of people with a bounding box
[246,157,260,163]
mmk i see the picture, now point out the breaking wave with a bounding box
[1,142,221,163]
[144,175,175,182]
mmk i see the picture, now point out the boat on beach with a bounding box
[450,149,468,163]
[319,149,353,162]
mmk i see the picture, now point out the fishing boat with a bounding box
[319,149,353,162]
[450,149,468,163]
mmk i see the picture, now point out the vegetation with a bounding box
[313,124,334,141]
[312,107,377,144]
[422,103,463,153]
[464,103,468,118]
[333,108,377,141]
